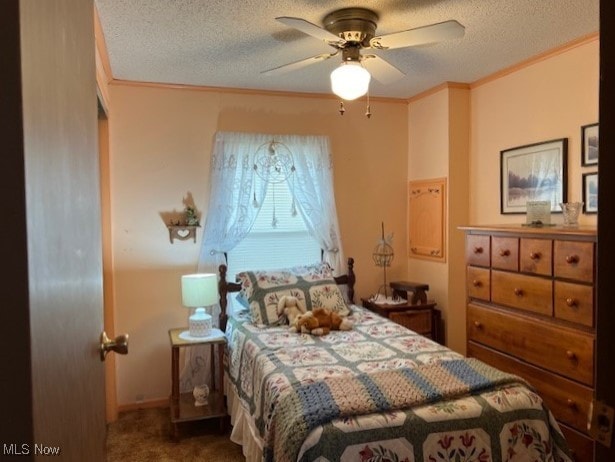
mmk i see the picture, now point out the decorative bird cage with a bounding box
[372,222,394,298]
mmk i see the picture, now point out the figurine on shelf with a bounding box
[192,383,209,407]
[184,206,199,226]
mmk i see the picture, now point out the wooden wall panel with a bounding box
[408,177,447,262]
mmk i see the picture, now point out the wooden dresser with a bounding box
[461,225,597,461]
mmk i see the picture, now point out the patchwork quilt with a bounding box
[225,305,572,462]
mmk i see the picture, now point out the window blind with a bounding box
[226,181,321,279]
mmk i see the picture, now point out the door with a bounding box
[597,1,615,460]
[1,0,107,460]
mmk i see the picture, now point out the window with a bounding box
[226,180,321,279]
[199,132,344,277]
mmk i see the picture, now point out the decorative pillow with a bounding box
[236,262,349,326]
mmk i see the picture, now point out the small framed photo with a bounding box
[582,172,598,214]
[526,200,551,225]
[500,138,568,214]
[581,123,599,166]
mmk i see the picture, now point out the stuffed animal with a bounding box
[276,295,306,331]
[296,307,353,336]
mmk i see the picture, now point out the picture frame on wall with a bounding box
[581,123,599,166]
[582,172,598,214]
[500,138,568,214]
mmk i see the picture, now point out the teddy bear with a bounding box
[276,295,307,332]
[295,307,353,336]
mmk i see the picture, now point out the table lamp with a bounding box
[181,273,218,338]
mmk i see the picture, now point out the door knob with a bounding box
[100,331,129,361]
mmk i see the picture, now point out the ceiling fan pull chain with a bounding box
[339,101,345,116]
[366,91,372,118]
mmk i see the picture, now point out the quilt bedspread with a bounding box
[225,305,572,462]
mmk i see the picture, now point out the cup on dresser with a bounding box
[560,202,583,227]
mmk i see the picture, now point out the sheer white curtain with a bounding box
[286,135,345,274]
[197,131,344,274]
[197,131,270,274]
[181,131,344,392]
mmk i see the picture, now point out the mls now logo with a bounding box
[3,443,61,456]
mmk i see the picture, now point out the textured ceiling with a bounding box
[94,0,599,99]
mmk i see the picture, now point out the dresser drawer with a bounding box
[559,423,595,462]
[467,267,490,301]
[466,235,490,267]
[468,342,593,433]
[554,281,594,327]
[554,240,594,283]
[520,238,552,276]
[467,303,594,385]
[491,270,553,316]
[491,237,518,271]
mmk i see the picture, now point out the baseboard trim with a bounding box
[118,397,168,413]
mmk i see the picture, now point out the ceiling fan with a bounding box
[263,8,465,100]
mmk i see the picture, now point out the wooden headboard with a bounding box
[217,257,355,331]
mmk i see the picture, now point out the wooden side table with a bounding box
[361,281,443,344]
[168,328,227,441]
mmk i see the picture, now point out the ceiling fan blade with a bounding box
[276,16,345,46]
[370,20,465,50]
[262,51,339,76]
[362,55,405,85]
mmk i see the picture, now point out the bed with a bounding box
[218,258,572,462]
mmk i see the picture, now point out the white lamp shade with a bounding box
[330,62,371,100]
[181,273,218,308]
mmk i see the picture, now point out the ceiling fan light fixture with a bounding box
[330,62,371,100]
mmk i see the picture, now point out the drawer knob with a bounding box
[472,279,482,287]
[474,321,482,329]
[529,252,541,261]
[566,350,577,361]
[473,246,484,254]
[566,399,578,410]
[565,298,578,307]
[566,255,580,264]
[499,249,510,257]
[513,288,524,296]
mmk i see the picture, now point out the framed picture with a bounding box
[581,123,599,166]
[582,172,598,214]
[500,138,568,214]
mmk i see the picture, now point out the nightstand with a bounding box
[168,328,227,441]
[361,281,443,344]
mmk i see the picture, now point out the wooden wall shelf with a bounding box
[167,225,199,243]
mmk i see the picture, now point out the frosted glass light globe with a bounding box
[330,62,371,100]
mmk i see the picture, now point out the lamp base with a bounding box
[189,307,212,337]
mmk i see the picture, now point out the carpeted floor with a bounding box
[106,407,244,461]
